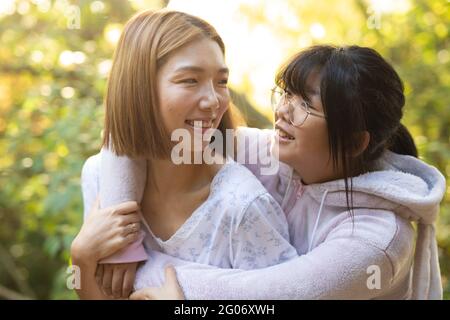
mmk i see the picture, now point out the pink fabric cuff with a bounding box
[99,231,148,264]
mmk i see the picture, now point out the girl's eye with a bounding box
[301,101,312,110]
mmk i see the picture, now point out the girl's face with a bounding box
[272,70,342,184]
[157,38,229,151]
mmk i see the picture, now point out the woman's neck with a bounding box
[146,158,221,195]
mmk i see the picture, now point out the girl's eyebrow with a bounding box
[306,85,320,94]
[173,65,229,74]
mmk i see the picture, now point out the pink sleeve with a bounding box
[235,127,288,206]
[99,231,148,264]
[99,147,148,264]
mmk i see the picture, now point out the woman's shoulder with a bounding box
[211,160,288,226]
[212,160,269,200]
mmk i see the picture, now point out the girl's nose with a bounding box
[275,101,290,123]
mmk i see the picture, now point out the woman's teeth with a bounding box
[185,120,214,128]
[276,128,295,140]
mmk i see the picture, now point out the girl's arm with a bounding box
[135,214,403,299]
[73,155,142,299]
[97,148,148,263]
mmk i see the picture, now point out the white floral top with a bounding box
[81,155,298,285]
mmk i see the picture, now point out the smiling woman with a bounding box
[156,37,230,153]
[102,10,236,159]
[71,9,299,300]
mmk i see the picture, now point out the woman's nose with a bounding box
[199,83,220,113]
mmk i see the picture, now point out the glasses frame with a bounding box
[271,87,326,127]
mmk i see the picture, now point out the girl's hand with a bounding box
[96,262,138,299]
[71,199,142,263]
[129,266,184,300]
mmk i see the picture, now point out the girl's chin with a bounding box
[271,140,298,166]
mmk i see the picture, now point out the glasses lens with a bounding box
[271,89,283,111]
[289,98,309,126]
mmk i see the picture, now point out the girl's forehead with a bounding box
[306,69,322,85]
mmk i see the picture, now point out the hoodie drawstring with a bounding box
[308,189,329,252]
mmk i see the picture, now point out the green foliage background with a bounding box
[0,0,448,299]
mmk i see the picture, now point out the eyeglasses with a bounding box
[271,87,326,127]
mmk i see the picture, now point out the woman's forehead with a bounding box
[163,38,227,73]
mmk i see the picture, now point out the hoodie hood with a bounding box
[304,150,446,225]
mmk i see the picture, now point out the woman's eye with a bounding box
[218,79,228,86]
[180,79,197,84]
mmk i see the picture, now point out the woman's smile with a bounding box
[185,118,216,134]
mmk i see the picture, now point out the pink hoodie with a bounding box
[97,127,446,299]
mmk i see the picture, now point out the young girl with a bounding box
[100,45,446,299]
[70,9,299,300]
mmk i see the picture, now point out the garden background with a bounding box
[0,0,448,299]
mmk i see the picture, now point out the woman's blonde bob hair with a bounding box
[103,9,242,159]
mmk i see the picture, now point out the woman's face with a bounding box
[272,70,341,184]
[157,37,229,152]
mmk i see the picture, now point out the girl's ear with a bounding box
[352,131,370,157]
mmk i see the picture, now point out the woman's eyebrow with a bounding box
[218,67,229,74]
[173,66,229,74]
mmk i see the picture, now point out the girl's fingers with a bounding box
[95,264,104,287]
[111,266,126,299]
[122,264,137,298]
[101,264,114,296]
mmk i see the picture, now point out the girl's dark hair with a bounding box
[275,45,418,214]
